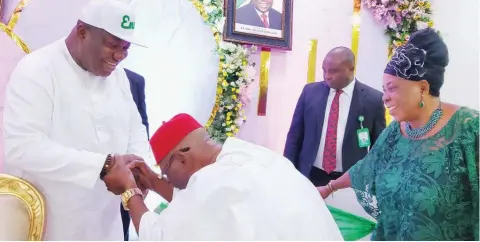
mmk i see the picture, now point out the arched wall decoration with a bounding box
[0,0,31,53]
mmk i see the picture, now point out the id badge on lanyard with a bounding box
[357,116,371,152]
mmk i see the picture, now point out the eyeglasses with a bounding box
[159,147,190,182]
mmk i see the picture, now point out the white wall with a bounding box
[356,0,479,109]
[430,0,479,109]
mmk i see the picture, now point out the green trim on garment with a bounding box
[327,205,376,241]
[153,202,376,241]
[154,202,169,214]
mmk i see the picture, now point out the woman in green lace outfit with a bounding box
[318,28,479,241]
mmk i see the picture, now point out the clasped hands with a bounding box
[102,154,158,196]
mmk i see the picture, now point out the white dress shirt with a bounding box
[3,39,154,240]
[313,80,356,172]
[139,138,343,241]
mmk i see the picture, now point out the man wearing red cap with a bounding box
[107,113,343,240]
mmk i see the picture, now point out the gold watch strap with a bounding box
[121,188,143,211]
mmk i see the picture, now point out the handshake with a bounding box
[101,154,158,196]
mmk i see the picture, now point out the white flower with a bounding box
[232,53,241,61]
[224,54,232,64]
[205,6,215,14]
[231,44,239,52]
[227,43,237,52]
[416,21,429,30]
[216,18,225,32]
[219,41,236,51]
[203,0,211,5]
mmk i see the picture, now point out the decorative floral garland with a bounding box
[362,0,435,53]
[190,0,257,143]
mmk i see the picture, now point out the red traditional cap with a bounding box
[150,113,202,164]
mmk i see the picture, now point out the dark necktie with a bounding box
[261,13,269,28]
[322,89,343,174]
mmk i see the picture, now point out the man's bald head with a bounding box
[322,47,356,89]
[326,47,355,67]
[158,127,221,189]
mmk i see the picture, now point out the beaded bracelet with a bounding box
[100,154,113,180]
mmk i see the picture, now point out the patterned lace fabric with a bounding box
[350,107,479,241]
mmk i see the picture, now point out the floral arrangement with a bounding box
[190,0,257,143]
[362,0,435,53]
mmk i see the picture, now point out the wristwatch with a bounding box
[121,188,143,211]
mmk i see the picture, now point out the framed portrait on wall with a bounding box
[224,0,293,50]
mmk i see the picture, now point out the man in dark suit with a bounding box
[284,47,386,187]
[125,68,149,137]
[235,0,282,30]
[121,68,149,241]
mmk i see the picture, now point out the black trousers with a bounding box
[309,166,343,186]
[121,204,130,241]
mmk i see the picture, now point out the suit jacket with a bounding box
[124,68,149,137]
[235,3,282,30]
[284,80,386,178]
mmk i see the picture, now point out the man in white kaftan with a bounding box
[107,113,343,240]
[2,0,153,240]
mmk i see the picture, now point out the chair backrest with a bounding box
[0,174,46,241]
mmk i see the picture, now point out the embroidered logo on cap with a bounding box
[121,15,135,30]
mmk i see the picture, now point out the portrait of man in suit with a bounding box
[284,47,386,187]
[235,0,283,31]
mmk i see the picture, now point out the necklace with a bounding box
[405,102,443,139]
